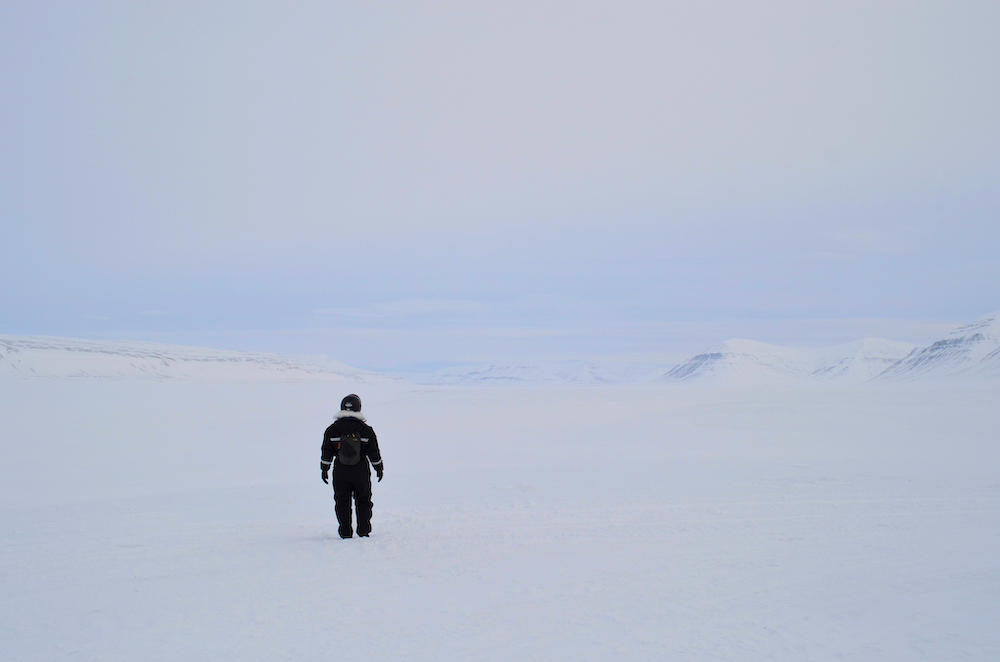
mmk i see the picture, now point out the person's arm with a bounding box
[320,425,337,483]
[365,426,383,481]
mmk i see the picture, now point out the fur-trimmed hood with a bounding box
[335,410,366,422]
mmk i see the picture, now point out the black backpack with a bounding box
[337,428,363,466]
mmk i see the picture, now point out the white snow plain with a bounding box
[2,374,999,660]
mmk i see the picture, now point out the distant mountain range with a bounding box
[426,311,1000,386]
[0,336,394,383]
[417,361,664,386]
[662,311,1000,385]
[662,337,918,385]
[3,311,998,385]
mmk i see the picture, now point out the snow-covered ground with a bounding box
[2,374,999,660]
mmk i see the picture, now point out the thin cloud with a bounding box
[313,299,490,319]
[829,228,917,256]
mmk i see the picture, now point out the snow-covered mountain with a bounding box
[812,338,923,382]
[664,337,918,385]
[877,311,1000,381]
[424,361,664,386]
[0,336,393,383]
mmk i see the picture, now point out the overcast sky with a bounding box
[2,1,998,371]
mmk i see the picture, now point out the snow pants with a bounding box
[332,465,373,538]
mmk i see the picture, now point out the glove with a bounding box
[375,462,384,482]
[321,469,329,484]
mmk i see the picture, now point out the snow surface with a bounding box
[3,372,999,660]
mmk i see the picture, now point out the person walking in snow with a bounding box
[321,394,384,538]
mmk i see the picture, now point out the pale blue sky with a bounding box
[2,1,998,371]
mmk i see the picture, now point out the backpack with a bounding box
[337,428,364,466]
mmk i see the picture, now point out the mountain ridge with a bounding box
[663,337,919,385]
[876,311,1000,380]
[0,336,393,383]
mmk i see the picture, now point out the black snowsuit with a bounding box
[321,411,383,538]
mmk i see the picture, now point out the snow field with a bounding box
[2,380,999,660]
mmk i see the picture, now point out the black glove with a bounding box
[321,469,329,484]
[375,463,384,482]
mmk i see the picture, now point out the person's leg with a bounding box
[355,473,373,537]
[333,478,354,538]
